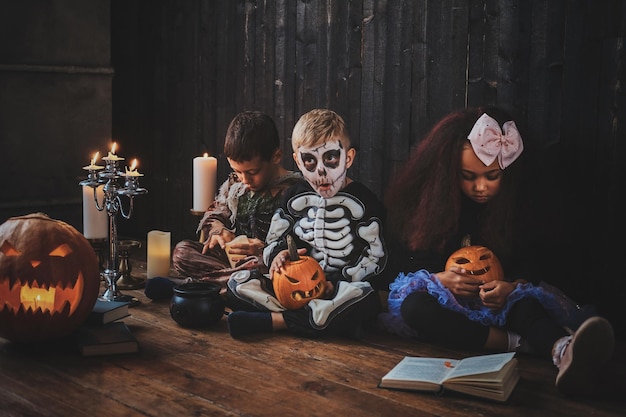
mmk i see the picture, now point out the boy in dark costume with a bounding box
[148,111,301,298]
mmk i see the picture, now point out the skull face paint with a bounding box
[296,139,349,198]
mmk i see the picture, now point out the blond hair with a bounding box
[291,109,351,151]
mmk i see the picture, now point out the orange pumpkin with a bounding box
[0,213,101,342]
[445,245,504,282]
[273,236,326,310]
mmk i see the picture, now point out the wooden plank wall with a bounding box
[110,0,623,339]
[0,0,112,226]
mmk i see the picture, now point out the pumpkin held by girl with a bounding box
[0,213,101,342]
[445,245,504,283]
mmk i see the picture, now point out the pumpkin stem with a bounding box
[461,234,472,247]
[286,235,300,261]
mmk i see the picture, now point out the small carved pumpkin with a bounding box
[273,236,326,310]
[0,213,101,342]
[445,245,504,282]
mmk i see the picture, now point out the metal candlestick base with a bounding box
[100,268,140,306]
[116,239,145,290]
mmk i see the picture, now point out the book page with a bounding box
[383,357,459,385]
[445,352,515,381]
[444,360,520,402]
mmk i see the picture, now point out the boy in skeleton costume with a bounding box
[226,109,388,339]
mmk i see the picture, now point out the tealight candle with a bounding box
[20,288,55,312]
[193,153,217,212]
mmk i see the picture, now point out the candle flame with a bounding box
[90,151,99,166]
[203,153,209,158]
[125,159,140,176]
[111,142,117,155]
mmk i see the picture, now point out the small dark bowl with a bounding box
[169,282,225,328]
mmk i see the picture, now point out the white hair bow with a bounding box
[467,113,524,169]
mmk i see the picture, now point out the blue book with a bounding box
[77,322,139,356]
[85,299,130,325]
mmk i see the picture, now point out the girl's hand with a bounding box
[435,266,483,298]
[479,280,517,310]
[268,248,307,279]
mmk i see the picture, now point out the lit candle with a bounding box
[83,152,104,171]
[103,142,124,161]
[124,159,143,177]
[20,285,55,312]
[193,153,217,211]
[82,185,108,239]
[147,230,171,278]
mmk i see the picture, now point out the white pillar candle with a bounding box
[147,230,171,278]
[82,185,108,239]
[193,154,217,211]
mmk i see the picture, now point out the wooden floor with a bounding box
[1,254,625,417]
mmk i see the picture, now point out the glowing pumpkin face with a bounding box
[0,213,101,342]
[445,245,504,283]
[273,236,327,310]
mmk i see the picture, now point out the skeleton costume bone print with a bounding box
[265,191,386,282]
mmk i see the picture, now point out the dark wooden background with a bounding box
[1,0,625,338]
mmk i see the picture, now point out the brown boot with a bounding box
[554,316,614,395]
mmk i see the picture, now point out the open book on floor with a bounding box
[379,352,519,402]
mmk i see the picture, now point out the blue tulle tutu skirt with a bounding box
[380,269,596,338]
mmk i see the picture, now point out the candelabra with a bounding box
[80,152,147,304]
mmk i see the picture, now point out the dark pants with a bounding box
[400,292,568,357]
[226,274,381,339]
[282,290,381,338]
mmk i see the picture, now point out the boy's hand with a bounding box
[226,237,265,257]
[269,248,307,279]
[202,229,235,253]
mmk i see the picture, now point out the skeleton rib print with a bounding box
[290,193,364,272]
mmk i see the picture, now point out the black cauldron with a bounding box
[169,282,225,328]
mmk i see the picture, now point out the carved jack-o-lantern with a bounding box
[0,213,101,342]
[445,245,504,283]
[273,236,327,310]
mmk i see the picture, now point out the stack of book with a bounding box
[75,300,139,357]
